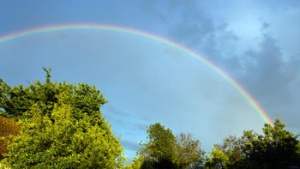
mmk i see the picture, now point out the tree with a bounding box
[206,119,300,169]
[124,156,145,169]
[174,133,205,169]
[140,123,176,164]
[0,68,124,168]
[242,118,300,169]
[206,145,229,169]
[6,104,124,168]
[138,123,205,169]
[0,68,107,120]
[211,130,258,169]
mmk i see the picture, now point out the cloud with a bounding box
[102,104,129,116]
[141,0,242,72]
[238,33,300,130]
[262,22,270,30]
[140,0,300,133]
[121,139,140,151]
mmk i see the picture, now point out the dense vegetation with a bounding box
[0,68,123,168]
[205,119,300,169]
[0,69,299,169]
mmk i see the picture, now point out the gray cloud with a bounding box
[238,33,300,130]
[141,0,242,72]
[140,0,300,132]
[102,104,129,116]
[121,139,140,151]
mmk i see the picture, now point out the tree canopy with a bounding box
[0,68,124,168]
[137,123,204,169]
[206,118,300,169]
[0,68,107,120]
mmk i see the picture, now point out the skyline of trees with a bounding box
[206,119,300,169]
[1,69,299,168]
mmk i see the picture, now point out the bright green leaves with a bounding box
[6,103,123,168]
[0,69,124,168]
[207,145,229,168]
[0,68,107,120]
[124,156,145,169]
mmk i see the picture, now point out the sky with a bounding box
[0,0,300,160]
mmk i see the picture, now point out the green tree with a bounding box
[7,104,124,168]
[0,68,107,120]
[242,118,300,169]
[0,69,124,168]
[139,123,205,169]
[174,133,205,169]
[140,123,176,164]
[207,119,300,169]
[206,145,229,169]
[212,130,258,169]
[124,156,145,169]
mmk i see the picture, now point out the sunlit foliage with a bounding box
[0,68,124,168]
[137,123,205,169]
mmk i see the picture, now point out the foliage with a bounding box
[6,104,124,168]
[174,133,205,169]
[0,68,107,120]
[0,162,10,169]
[206,130,258,168]
[206,145,229,169]
[0,116,19,160]
[140,123,176,162]
[1,68,124,168]
[206,118,300,169]
[138,123,205,169]
[241,118,300,169]
[124,156,145,169]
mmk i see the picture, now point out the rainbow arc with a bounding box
[0,24,274,126]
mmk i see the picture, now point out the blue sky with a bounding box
[1,0,300,160]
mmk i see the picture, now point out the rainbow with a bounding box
[0,24,274,126]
